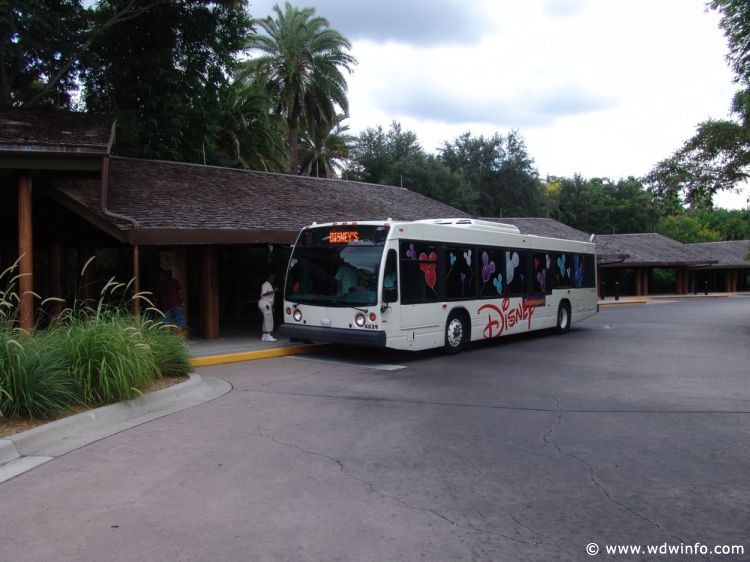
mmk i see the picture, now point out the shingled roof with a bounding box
[687,240,750,268]
[481,217,591,241]
[48,156,469,245]
[0,109,114,152]
[594,233,713,267]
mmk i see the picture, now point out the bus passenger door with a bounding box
[380,249,400,341]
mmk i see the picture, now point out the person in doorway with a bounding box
[155,268,186,337]
[258,273,278,342]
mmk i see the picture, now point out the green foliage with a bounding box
[215,81,289,171]
[655,208,750,243]
[440,130,543,217]
[299,114,353,177]
[345,121,473,209]
[143,322,192,376]
[545,175,659,234]
[0,262,191,419]
[82,0,253,164]
[58,311,159,405]
[243,1,356,173]
[0,0,87,108]
[645,0,750,205]
[0,331,80,419]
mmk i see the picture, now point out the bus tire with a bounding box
[555,301,571,334]
[445,311,467,354]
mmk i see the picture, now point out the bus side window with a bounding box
[382,249,398,303]
[532,252,552,294]
[553,252,571,288]
[478,246,505,298]
[445,245,475,300]
[506,249,527,295]
[400,240,440,303]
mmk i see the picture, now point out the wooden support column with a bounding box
[635,267,642,296]
[675,267,683,295]
[18,175,34,331]
[642,268,650,296]
[200,246,220,339]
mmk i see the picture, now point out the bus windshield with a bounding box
[285,225,390,307]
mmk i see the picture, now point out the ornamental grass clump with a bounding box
[139,319,192,376]
[0,331,80,419]
[59,311,161,406]
[0,261,192,418]
[0,262,79,419]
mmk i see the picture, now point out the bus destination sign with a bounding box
[329,230,359,244]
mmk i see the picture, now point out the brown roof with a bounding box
[687,240,750,268]
[0,109,114,152]
[481,217,591,241]
[594,233,712,267]
[49,156,468,245]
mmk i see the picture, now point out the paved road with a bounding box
[1,298,749,561]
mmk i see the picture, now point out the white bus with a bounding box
[280,218,598,353]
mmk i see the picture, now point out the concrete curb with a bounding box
[0,438,20,465]
[0,373,231,484]
[598,293,745,307]
[191,342,327,367]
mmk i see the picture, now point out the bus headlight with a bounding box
[293,309,303,322]
[354,313,366,327]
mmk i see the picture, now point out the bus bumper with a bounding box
[280,323,387,347]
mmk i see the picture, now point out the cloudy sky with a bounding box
[249,0,748,209]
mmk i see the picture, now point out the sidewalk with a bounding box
[0,373,231,484]
[186,330,325,367]
[598,291,749,306]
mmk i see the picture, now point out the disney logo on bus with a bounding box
[477,296,541,339]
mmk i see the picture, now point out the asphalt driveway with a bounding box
[1,298,748,561]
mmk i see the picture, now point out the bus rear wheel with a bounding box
[445,312,467,354]
[555,301,571,334]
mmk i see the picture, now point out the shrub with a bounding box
[0,331,80,419]
[0,262,192,417]
[59,311,162,405]
[140,320,192,376]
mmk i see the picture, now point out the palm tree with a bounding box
[242,2,356,174]
[300,114,354,178]
[217,82,289,172]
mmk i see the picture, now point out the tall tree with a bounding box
[345,121,471,208]
[440,131,543,217]
[1,0,87,108]
[215,81,288,172]
[646,0,750,207]
[299,114,353,177]
[0,0,177,109]
[545,175,658,234]
[242,2,356,174]
[82,0,252,163]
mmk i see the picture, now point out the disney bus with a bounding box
[279,219,598,353]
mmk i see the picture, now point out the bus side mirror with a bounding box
[382,287,397,305]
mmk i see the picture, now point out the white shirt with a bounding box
[259,281,275,307]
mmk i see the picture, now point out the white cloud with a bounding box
[247,0,749,208]
[248,0,491,45]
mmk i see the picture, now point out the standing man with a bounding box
[155,268,186,337]
[258,273,278,342]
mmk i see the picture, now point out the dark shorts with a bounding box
[164,306,185,328]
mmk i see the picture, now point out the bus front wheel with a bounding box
[445,312,467,354]
[555,301,571,334]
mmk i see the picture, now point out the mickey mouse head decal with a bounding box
[419,252,438,290]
